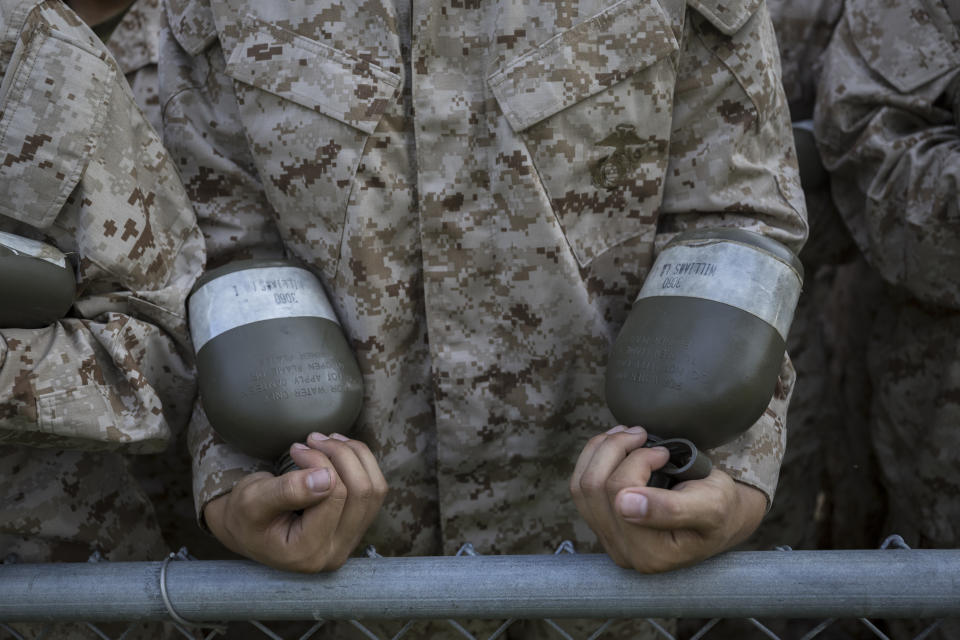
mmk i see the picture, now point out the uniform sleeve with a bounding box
[0,1,204,453]
[656,2,809,506]
[160,26,283,522]
[814,0,960,309]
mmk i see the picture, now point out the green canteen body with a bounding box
[605,229,803,450]
[0,232,75,328]
[189,260,363,459]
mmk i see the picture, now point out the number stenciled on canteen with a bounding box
[658,261,718,290]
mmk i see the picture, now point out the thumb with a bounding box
[242,464,337,527]
[615,480,725,533]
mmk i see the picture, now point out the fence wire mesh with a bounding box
[1,535,956,640]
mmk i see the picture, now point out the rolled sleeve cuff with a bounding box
[188,402,272,530]
[705,352,795,510]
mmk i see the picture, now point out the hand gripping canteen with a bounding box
[0,231,75,328]
[605,228,803,486]
[188,259,363,472]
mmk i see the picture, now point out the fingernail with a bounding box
[606,425,626,434]
[308,432,329,442]
[626,426,646,435]
[291,443,309,450]
[330,433,350,442]
[619,493,648,518]
[307,468,331,493]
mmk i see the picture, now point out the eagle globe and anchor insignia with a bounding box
[591,123,646,190]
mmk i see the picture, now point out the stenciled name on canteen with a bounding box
[655,261,717,290]
[231,276,307,305]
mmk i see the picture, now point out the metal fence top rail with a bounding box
[1,549,959,623]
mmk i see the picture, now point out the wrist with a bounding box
[730,481,767,544]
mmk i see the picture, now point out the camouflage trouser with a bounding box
[0,446,178,640]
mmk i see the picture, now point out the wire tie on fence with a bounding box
[554,541,576,555]
[880,535,911,550]
[159,551,227,634]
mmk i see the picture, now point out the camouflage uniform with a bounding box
[110,0,164,132]
[0,0,205,636]
[817,0,960,549]
[161,0,805,635]
[745,0,889,558]
[816,3,960,637]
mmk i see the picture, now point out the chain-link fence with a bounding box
[1,536,957,640]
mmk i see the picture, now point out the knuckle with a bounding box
[661,498,685,522]
[579,470,607,494]
[587,434,608,448]
[233,486,260,513]
[702,501,725,530]
[350,479,375,502]
[330,480,349,502]
[344,439,372,455]
[604,476,628,497]
[279,474,303,503]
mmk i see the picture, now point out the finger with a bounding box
[572,427,649,564]
[605,446,671,497]
[328,433,389,497]
[289,441,333,470]
[306,434,384,565]
[570,425,625,492]
[236,453,337,529]
[615,471,731,532]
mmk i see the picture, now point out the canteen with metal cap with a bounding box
[189,259,364,467]
[0,231,75,328]
[605,228,803,452]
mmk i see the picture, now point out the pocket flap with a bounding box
[487,0,678,132]
[224,15,402,135]
[846,0,960,94]
[687,0,762,35]
[0,20,113,229]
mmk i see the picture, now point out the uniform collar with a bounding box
[847,0,960,93]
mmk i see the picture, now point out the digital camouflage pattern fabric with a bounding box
[162,0,806,634]
[0,0,203,452]
[746,0,889,556]
[109,0,164,132]
[0,3,204,638]
[816,2,960,637]
[816,0,960,550]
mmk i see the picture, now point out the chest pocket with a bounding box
[0,17,112,230]
[488,0,679,267]
[223,15,402,282]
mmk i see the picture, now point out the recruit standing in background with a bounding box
[816,0,960,553]
[0,0,205,637]
[161,0,806,636]
[816,0,960,636]
[749,0,888,554]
